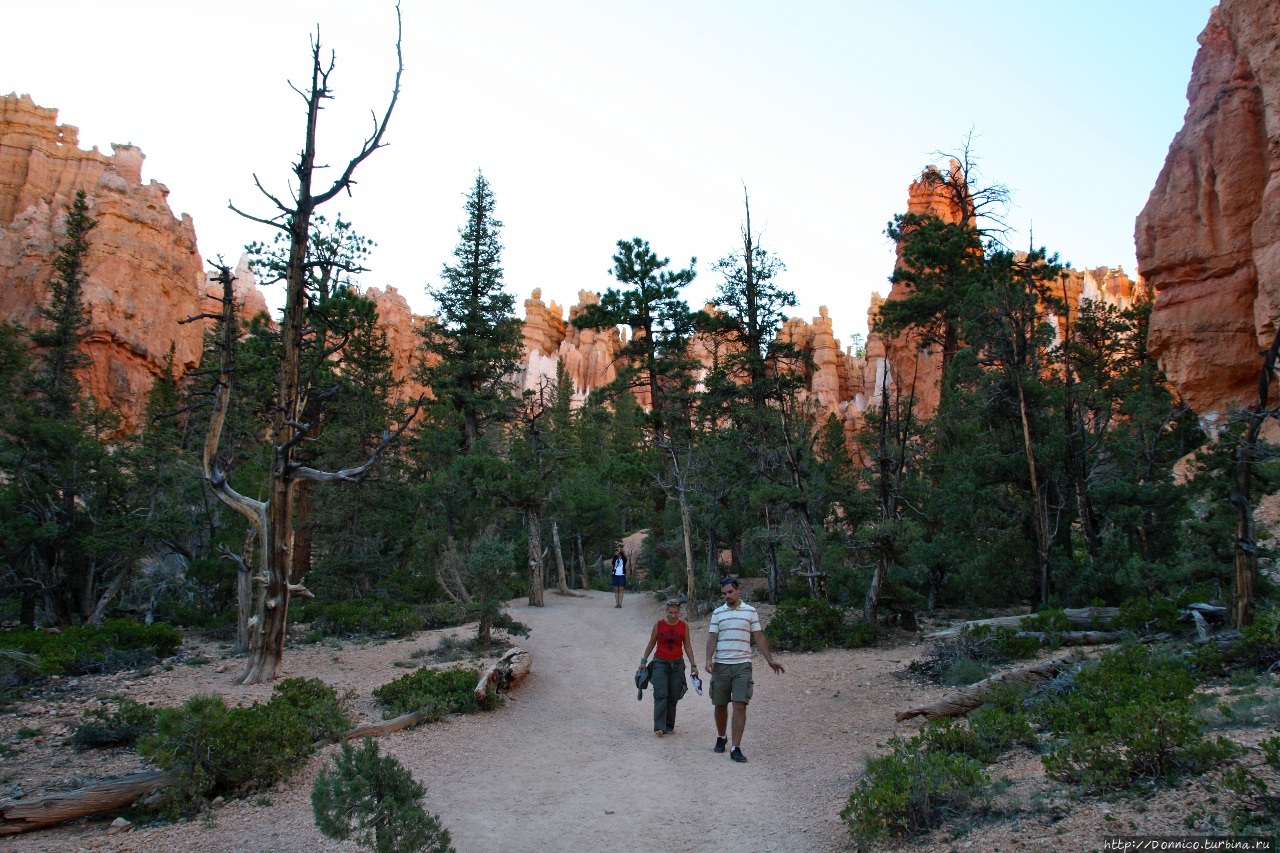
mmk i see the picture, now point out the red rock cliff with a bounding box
[0,93,207,433]
[1136,0,1280,427]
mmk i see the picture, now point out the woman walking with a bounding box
[640,600,698,736]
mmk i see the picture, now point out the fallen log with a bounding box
[343,709,434,740]
[474,646,532,702]
[926,607,1120,640]
[0,770,174,836]
[1014,630,1127,646]
[896,653,1075,722]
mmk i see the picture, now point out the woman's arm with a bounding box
[641,622,659,662]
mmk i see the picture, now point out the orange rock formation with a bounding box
[1136,0,1280,429]
[0,93,207,433]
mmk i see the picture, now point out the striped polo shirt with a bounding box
[709,602,762,664]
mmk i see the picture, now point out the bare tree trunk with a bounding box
[235,528,256,654]
[88,564,130,627]
[0,771,174,836]
[551,519,580,596]
[1016,378,1052,605]
[677,491,696,608]
[1231,325,1280,628]
[526,506,545,607]
[576,533,589,591]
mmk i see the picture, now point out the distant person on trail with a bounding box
[705,576,784,763]
[611,546,627,608]
[640,600,699,736]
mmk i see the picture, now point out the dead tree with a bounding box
[896,653,1074,721]
[207,9,409,684]
[864,356,919,624]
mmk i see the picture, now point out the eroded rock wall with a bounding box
[1136,0,1280,427]
[0,93,207,433]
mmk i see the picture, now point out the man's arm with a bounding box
[704,626,717,674]
[753,629,785,674]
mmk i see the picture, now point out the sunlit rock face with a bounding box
[364,284,432,403]
[1137,0,1280,430]
[0,93,206,433]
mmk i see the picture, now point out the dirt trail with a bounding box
[6,590,939,852]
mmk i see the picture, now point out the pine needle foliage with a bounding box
[312,737,455,853]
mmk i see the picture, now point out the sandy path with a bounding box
[5,590,939,852]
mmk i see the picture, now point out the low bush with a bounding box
[1021,608,1071,634]
[297,600,424,639]
[764,599,877,652]
[1228,604,1280,671]
[1116,595,1181,634]
[942,656,990,686]
[841,729,992,843]
[0,619,182,680]
[313,737,455,853]
[373,667,487,720]
[70,697,158,750]
[138,678,346,814]
[272,677,351,742]
[1038,644,1235,791]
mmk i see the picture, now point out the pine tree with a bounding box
[313,737,455,853]
[418,172,523,455]
[31,190,94,417]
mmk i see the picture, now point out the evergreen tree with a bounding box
[418,172,523,454]
[572,237,697,443]
[0,191,134,625]
[31,190,94,417]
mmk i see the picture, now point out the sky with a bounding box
[2,1,1217,349]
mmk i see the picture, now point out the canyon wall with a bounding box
[0,92,208,433]
[1136,0,1280,428]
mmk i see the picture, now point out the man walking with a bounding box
[704,576,784,763]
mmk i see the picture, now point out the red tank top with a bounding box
[656,619,687,661]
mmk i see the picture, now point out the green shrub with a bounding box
[138,692,315,814]
[372,667,485,720]
[298,600,424,639]
[1262,736,1280,772]
[1228,605,1280,671]
[967,701,1038,756]
[272,678,351,742]
[0,619,182,679]
[1038,645,1234,791]
[764,599,875,652]
[966,625,1041,661]
[70,697,158,750]
[942,656,990,686]
[1022,607,1071,634]
[841,731,991,842]
[313,737,455,853]
[1117,596,1180,634]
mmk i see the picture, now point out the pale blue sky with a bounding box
[3,1,1216,347]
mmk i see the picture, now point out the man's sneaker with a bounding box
[714,736,727,754]
[730,746,747,763]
